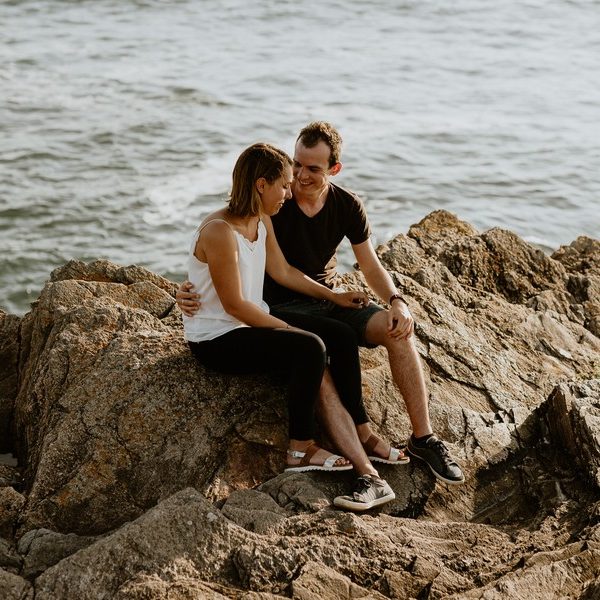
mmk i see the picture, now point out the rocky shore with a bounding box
[1,210,599,599]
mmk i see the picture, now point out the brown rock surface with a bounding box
[0,211,599,598]
[0,487,25,539]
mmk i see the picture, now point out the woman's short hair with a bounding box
[296,121,342,167]
[228,143,292,217]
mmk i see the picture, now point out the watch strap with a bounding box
[389,293,406,305]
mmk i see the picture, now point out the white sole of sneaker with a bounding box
[333,491,395,512]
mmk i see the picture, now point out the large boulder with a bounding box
[12,265,292,535]
[0,212,599,598]
[7,214,600,538]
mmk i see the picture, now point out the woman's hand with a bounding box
[330,290,370,309]
[176,281,201,317]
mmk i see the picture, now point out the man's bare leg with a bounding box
[365,311,432,438]
[364,310,464,484]
[317,370,378,478]
[319,369,401,510]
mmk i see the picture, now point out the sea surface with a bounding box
[1,0,599,315]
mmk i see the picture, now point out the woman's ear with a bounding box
[329,162,343,176]
[255,177,266,194]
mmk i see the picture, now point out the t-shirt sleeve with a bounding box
[346,193,371,245]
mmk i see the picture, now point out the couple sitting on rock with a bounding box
[178,122,464,512]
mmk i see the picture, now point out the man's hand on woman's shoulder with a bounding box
[176,281,201,316]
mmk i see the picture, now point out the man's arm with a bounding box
[352,239,414,339]
[176,281,201,317]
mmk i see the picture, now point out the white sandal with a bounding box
[285,443,353,472]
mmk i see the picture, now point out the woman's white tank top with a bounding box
[183,219,269,342]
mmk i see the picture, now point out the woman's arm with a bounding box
[263,216,369,309]
[200,221,289,328]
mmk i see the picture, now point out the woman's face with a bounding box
[259,164,293,216]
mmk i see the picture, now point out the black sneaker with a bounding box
[333,475,395,512]
[407,435,465,484]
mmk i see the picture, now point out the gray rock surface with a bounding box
[0,211,599,598]
[17,528,98,579]
[0,568,32,600]
[0,537,21,572]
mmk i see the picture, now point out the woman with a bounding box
[184,142,370,471]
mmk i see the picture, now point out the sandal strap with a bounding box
[288,443,341,468]
[363,434,402,461]
[287,449,306,459]
[298,443,321,467]
[322,453,345,468]
[362,434,381,455]
[388,447,401,462]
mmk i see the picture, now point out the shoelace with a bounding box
[354,476,373,495]
[430,439,457,465]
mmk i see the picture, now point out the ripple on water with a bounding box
[1,0,599,314]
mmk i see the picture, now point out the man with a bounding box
[179,121,464,487]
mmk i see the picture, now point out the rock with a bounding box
[543,380,600,488]
[17,528,98,579]
[0,487,25,538]
[0,538,21,572]
[291,561,387,599]
[0,465,21,489]
[35,484,588,599]
[11,263,291,535]
[33,489,252,599]
[114,571,238,599]
[257,468,432,518]
[0,568,32,599]
[452,542,600,599]
[221,489,289,534]
[552,236,600,277]
[552,237,600,337]
[50,259,178,296]
[0,216,599,597]
[0,310,21,452]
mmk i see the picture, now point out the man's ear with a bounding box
[255,177,266,193]
[329,162,343,176]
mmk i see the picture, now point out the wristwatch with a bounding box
[389,293,406,306]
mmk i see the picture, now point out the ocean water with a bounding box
[1,0,599,315]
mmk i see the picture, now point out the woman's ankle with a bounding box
[288,439,315,453]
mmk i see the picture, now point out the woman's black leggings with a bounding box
[271,310,369,426]
[188,327,326,440]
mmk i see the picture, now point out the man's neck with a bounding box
[293,183,330,216]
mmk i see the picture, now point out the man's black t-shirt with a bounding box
[264,182,371,306]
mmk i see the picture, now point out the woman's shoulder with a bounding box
[198,209,230,231]
[197,211,236,249]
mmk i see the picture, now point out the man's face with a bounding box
[292,140,335,198]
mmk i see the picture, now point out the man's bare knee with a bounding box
[364,311,389,346]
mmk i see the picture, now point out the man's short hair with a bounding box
[297,121,342,167]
